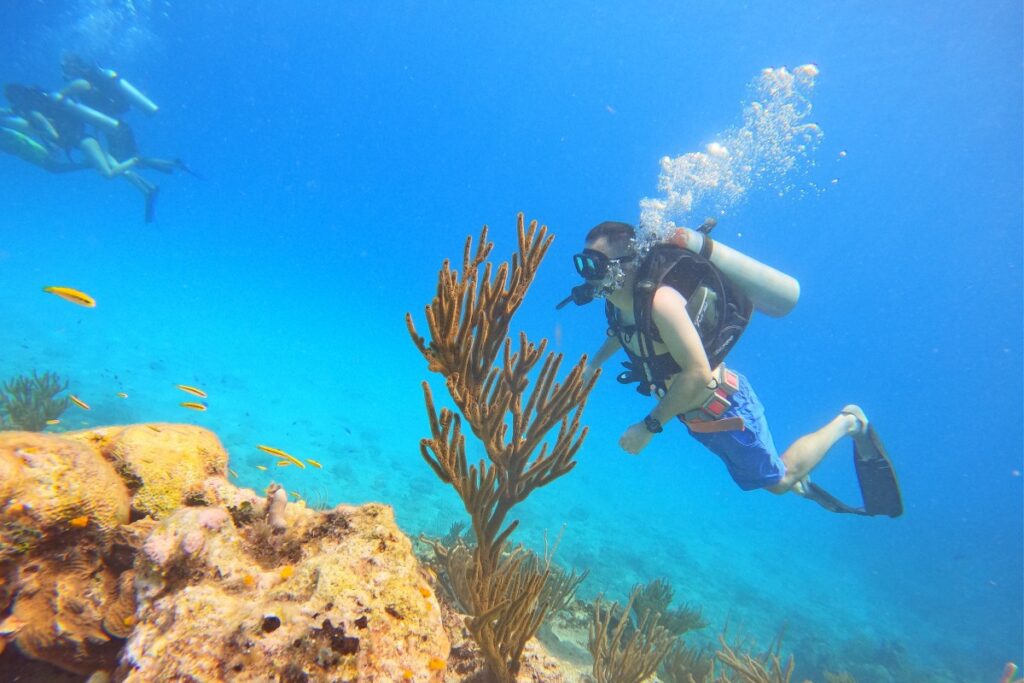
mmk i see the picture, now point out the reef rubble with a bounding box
[0,424,578,682]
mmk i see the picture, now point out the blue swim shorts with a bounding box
[684,372,785,491]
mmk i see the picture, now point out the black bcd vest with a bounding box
[606,243,753,396]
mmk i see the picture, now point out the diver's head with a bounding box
[574,221,638,298]
[61,53,92,81]
[4,84,39,111]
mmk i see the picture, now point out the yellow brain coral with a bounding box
[0,431,130,558]
[66,424,229,519]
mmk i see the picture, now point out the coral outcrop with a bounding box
[121,494,449,682]
[0,431,133,673]
[0,425,456,682]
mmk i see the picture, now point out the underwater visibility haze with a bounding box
[0,2,1021,682]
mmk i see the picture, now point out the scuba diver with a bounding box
[3,83,160,222]
[59,52,159,117]
[59,53,197,179]
[558,220,902,517]
[0,109,86,174]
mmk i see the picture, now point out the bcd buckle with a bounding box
[683,365,741,423]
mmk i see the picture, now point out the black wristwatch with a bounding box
[643,415,663,434]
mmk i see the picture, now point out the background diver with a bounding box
[2,82,159,222]
[59,53,198,179]
[560,220,902,517]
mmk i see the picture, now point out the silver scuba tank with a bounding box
[669,227,800,318]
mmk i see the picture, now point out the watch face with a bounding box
[644,415,663,433]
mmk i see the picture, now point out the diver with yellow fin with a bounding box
[559,220,902,517]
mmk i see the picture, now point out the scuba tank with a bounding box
[113,73,160,115]
[667,222,800,318]
[55,95,122,132]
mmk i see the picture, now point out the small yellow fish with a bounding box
[69,515,89,528]
[306,459,323,469]
[428,657,446,671]
[255,465,268,471]
[7,502,25,514]
[279,565,294,579]
[69,395,90,410]
[419,585,432,598]
[117,392,128,399]
[276,460,291,467]
[242,574,256,587]
[289,491,302,499]
[122,615,136,627]
[42,285,96,307]
[180,401,207,411]
[175,384,207,398]
[257,445,305,469]
[229,468,239,479]
[46,419,60,425]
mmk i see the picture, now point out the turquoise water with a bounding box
[2,2,1021,681]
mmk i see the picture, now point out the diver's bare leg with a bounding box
[123,170,155,195]
[79,137,137,177]
[768,412,861,494]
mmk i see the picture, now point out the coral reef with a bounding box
[0,370,70,431]
[407,214,597,682]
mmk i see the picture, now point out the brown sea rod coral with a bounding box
[407,214,597,683]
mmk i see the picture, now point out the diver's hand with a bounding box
[619,422,654,455]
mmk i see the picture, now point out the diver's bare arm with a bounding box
[647,286,715,424]
[585,335,621,380]
[28,112,59,141]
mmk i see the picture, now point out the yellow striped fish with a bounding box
[43,285,95,307]
[176,384,207,398]
[257,445,306,469]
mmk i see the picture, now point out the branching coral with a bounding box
[659,640,714,683]
[713,634,795,683]
[407,214,597,682]
[0,371,69,431]
[633,578,707,637]
[588,586,675,683]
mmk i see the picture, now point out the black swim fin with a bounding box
[144,186,159,224]
[853,424,903,517]
[801,424,903,518]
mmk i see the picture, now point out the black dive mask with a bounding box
[573,248,620,280]
[558,249,635,309]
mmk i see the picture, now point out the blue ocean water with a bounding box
[1,2,1020,681]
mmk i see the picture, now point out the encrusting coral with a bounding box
[406,214,597,682]
[0,370,70,431]
[123,496,450,682]
[0,431,132,673]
